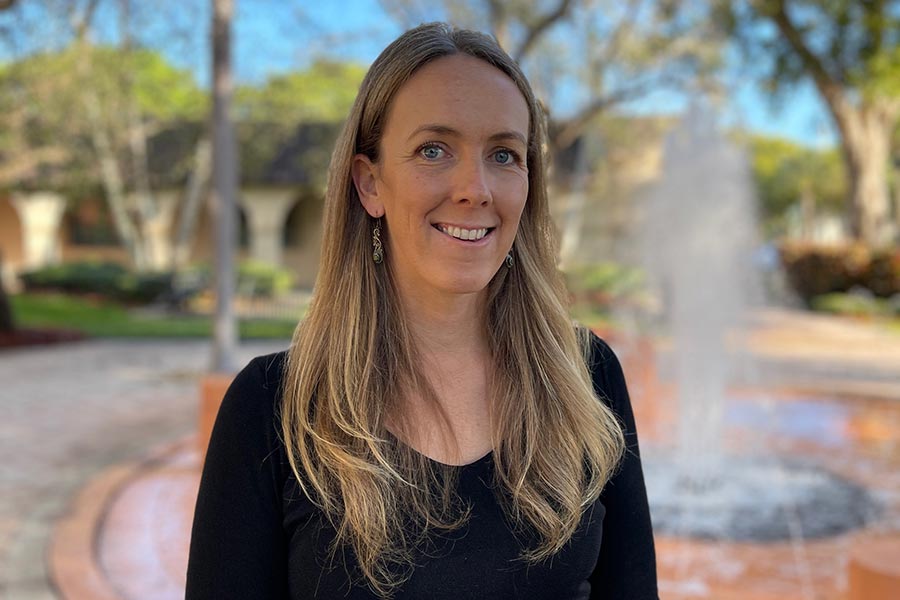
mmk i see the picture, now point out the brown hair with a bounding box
[281,22,624,596]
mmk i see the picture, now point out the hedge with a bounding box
[779,242,900,304]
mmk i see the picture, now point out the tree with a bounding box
[377,0,723,262]
[0,46,206,187]
[210,0,238,372]
[0,0,210,270]
[234,59,367,125]
[746,134,846,238]
[0,0,17,334]
[715,0,900,247]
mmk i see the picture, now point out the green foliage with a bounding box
[237,260,294,298]
[717,1,900,100]
[564,262,650,312]
[234,59,366,124]
[811,292,899,318]
[0,44,205,124]
[746,134,846,234]
[0,44,205,188]
[19,261,176,304]
[187,260,295,298]
[20,261,128,297]
[112,48,207,121]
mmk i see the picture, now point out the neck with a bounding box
[397,282,490,360]
[390,275,495,465]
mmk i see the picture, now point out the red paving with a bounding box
[50,395,900,600]
[50,439,198,600]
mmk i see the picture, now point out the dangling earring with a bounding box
[372,218,384,264]
[505,252,513,268]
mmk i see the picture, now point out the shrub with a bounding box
[237,260,294,298]
[20,262,127,297]
[779,242,900,304]
[863,251,900,297]
[116,271,176,304]
[20,261,177,305]
[564,262,649,313]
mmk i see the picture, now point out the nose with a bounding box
[452,156,492,207]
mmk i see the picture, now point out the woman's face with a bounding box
[352,53,530,305]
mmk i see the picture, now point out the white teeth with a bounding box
[438,225,489,241]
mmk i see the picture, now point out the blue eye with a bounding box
[493,149,517,165]
[420,144,443,160]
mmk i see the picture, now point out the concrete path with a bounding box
[741,308,900,400]
[0,340,286,600]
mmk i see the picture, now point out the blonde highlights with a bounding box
[281,22,625,596]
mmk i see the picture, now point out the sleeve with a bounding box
[185,355,290,599]
[586,333,659,600]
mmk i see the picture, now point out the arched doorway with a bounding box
[282,193,324,288]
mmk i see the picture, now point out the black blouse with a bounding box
[185,334,658,599]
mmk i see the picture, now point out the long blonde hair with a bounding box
[281,22,625,596]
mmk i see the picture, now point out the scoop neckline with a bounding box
[385,430,493,468]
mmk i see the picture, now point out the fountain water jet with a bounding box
[633,104,881,543]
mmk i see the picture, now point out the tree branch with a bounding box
[592,0,643,77]
[513,0,574,63]
[552,78,664,150]
[487,0,509,50]
[764,0,847,113]
[758,0,866,145]
[0,0,17,11]
[0,146,70,186]
[70,0,103,41]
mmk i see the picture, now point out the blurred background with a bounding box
[0,1,898,599]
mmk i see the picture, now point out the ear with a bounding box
[351,154,384,218]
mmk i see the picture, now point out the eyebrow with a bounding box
[406,124,527,147]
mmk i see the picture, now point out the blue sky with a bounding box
[229,1,836,147]
[0,0,836,148]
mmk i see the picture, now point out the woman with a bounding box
[186,22,657,599]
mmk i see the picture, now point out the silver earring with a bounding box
[505,252,513,268]
[372,219,384,264]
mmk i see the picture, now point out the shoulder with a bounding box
[214,350,290,440]
[235,350,289,393]
[227,350,288,400]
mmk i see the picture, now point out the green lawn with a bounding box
[11,293,299,339]
[888,319,900,335]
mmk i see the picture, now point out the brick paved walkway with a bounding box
[0,340,285,600]
[2,309,899,599]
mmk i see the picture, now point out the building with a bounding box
[0,121,342,291]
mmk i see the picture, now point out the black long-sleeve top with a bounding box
[185,334,658,599]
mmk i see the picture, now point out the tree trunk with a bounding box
[120,0,161,270]
[799,180,815,240]
[766,4,898,248]
[210,0,239,372]
[172,137,212,269]
[73,34,148,269]
[894,163,900,234]
[839,107,895,247]
[0,251,14,333]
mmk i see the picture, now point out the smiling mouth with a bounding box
[433,224,495,241]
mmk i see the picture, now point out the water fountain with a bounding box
[617,104,898,598]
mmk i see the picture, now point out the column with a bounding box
[10,191,67,269]
[238,189,296,266]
